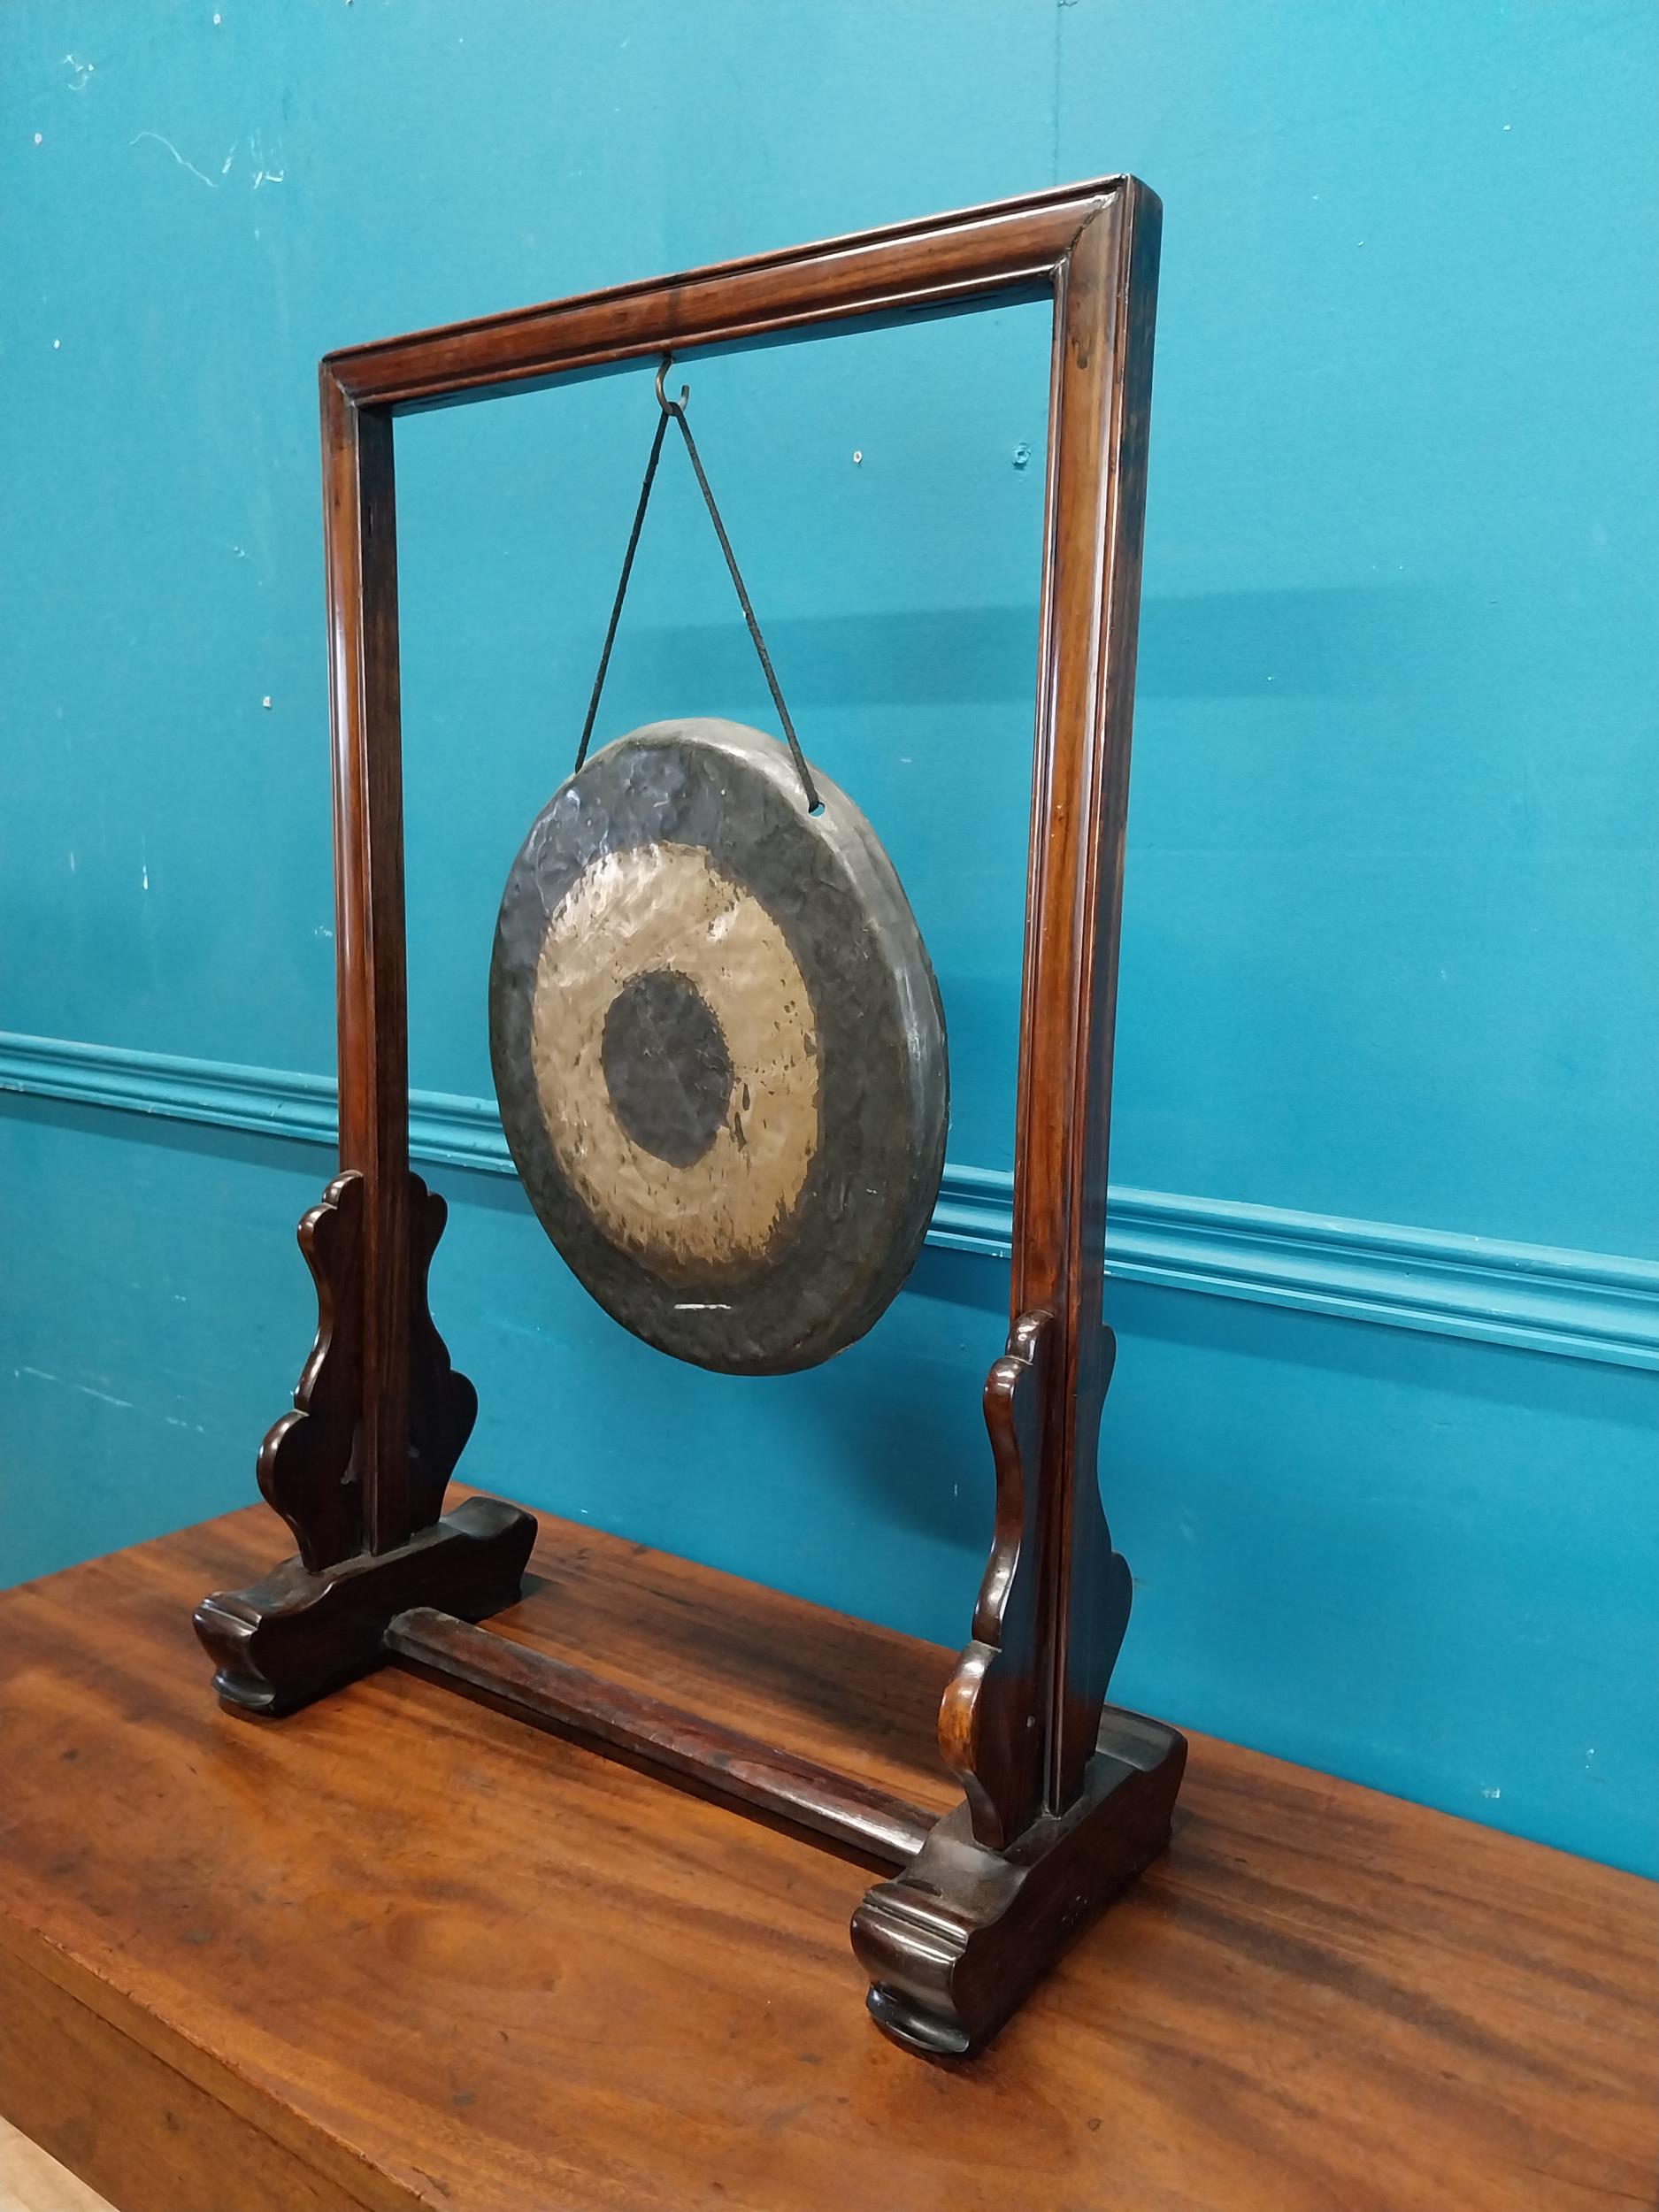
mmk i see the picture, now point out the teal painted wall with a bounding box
[3,3,1655,1872]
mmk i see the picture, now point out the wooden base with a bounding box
[196,1487,1179,2056]
[381,1611,1186,2053]
[192,1494,537,1717]
[853,1708,1187,2057]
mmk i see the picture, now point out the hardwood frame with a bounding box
[195,175,1186,2058]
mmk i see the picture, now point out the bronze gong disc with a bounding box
[488,718,948,1374]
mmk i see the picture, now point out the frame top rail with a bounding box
[324,175,1141,412]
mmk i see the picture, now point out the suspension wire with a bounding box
[572,404,672,776]
[572,355,820,814]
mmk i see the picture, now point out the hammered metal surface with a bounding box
[527,838,821,1271]
[488,719,948,1374]
[601,969,734,1169]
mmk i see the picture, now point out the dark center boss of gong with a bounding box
[601,967,736,1169]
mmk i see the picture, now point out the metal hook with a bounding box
[577,346,818,812]
[655,353,689,415]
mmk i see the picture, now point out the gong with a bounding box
[488,718,948,1374]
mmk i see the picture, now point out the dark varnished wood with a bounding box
[324,183,1115,411]
[856,1709,1185,2057]
[321,378,411,1555]
[257,1171,476,1572]
[192,1495,535,1717]
[942,180,1163,1843]
[219,176,1177,2052]
[913,180,1164,2035]
[7,1508,1656,2211]
[939,1307,1056,1847]
[203,1164,510,1714]
[255,1170,365,1572]
[404,1176,480,1528]
[387,1608,934,1868]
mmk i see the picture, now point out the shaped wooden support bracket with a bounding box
[195,1167,535,1717]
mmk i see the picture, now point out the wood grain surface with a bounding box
[1,1501,1653,2212]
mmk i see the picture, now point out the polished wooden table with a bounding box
[0,1502,1652,2212]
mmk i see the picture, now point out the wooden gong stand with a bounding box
[195,175,1186,2060]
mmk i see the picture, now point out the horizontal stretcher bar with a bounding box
[385,1607,938,1870]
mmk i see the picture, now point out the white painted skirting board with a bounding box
[3,1030,1655,1371]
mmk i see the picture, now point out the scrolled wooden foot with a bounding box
[852,1708,1186,2058]
[193,1495,537,1718]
